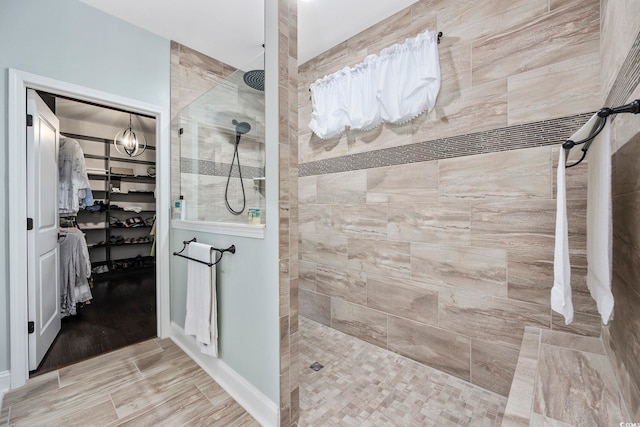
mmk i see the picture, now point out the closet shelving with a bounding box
[64,132,156,275]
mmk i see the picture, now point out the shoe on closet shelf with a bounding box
[125,216,144,227]
[110,217,125,228]
[91,265,109,274]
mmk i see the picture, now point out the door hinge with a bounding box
[27,114,33,127]
[28,321,34,334]
[27,217,33,230]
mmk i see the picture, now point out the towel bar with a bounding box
[173,237,236,267]
[563,99,639,168]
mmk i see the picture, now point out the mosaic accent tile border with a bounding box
[180,157,264,179]
[606,29,640,108]
[299,113,593,177]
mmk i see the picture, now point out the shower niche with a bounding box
[172,67,266,225]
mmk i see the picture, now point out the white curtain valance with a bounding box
[309,30,441,139]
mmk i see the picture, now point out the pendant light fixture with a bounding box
[114,113,146,157]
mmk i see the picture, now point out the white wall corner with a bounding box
[170,322,278,427]
[0,370,11,410]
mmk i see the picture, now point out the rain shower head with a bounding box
[232,119,251,136]
[243,70,264,91]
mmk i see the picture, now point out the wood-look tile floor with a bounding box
[32,268,157,376]
[1,338,258,427]
[298,317,507,426]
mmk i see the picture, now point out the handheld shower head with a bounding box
[232,119,251,136]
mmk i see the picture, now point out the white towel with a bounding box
[587,126,614,324]
[184,242,218,357]
[552,147,573,324]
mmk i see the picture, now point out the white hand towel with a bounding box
[184,242,218,357]
[551,148,574,324]
[587,126,614,324]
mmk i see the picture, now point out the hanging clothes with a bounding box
[59,137,93,215]
[59,228,92,317]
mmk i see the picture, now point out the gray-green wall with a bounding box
[170,228,279,401]
[0,0,170,374]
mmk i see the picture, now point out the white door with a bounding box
[27,89,61,371]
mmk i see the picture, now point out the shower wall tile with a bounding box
[533,344,626,424]
[280,143,291,203]
[280,202,290,259]
[387,203,470,245]
[439,290,550,350]
[550,0,586,10]
[366,276,438,326]
[300,283,329,325]
[413,79,508,143]
[298,204,332,235]
[347,238,411,278]
[298,176,317,205]
[366,161,439,204]
[348,122,414,156]
[438,43,472,96]
[330,204,388,239]
[507,250,554,307]
[540,329,605,355]
[331,299,388,348]
[472,0,599,85]
[298,260,317,292]
[354,8,437,58]
[388,316,471,381]
[301,234,348,272]
[502,329,540,426]
[178,43,227,76]
[439,147,552,200]
[612,190,640,289]
[411,244,507,297]
[606,272,640,420]
[298,103,311,137]
[601,0,640,102]
[291,280,299,335]
[470,339,519,396]
[316,266,367,306]
[551,312,601,337]
[470,200,556,251]
[438,0,547,45]
[612,126,640,196]
[316,170,367,204]
[298,130,350,164]
[508,53,600,125]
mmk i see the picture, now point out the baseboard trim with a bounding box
[0,370,10,411]
[170,322,278,427]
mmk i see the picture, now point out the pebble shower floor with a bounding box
[298,317,507,426]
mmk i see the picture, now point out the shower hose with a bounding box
[224,139,246,215]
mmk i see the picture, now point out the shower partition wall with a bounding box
[172,68,265,224]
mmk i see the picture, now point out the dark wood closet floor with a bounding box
[30,267,157,377]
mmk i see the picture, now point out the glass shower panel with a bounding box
[173,68,265,224]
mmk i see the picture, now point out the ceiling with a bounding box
[79,0,419,68]
[64,0,418,128]
[56,97,157,136]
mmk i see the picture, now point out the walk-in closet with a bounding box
[30,91,157,376]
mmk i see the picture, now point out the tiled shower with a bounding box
[298,0,600,397]
[298,0,640,421]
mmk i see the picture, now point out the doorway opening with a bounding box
[8,69,170,390]
[28,90,159,376]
